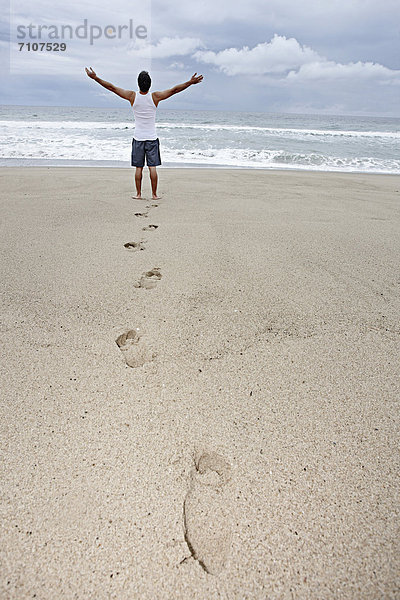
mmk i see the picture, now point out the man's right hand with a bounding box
[85,67,97,79]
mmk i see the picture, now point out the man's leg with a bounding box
[133,167,143,199]
[148,166,161,200]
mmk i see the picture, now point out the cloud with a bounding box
[151,0,359,28]
[133,36,203,58]
[194,35,318,76]
[194,34,400,84]
[169,61,185,70]
[287,60,400,84]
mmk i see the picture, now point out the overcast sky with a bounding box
[1,0,399,115]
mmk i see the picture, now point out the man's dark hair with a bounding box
[138,71,151,93]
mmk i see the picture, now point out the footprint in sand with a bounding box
[183,451,233,575]
[124,241,146,252]
[134,212,148,218]
[134,267,162,290]
[142,224,159,231]
[115,329,153,368]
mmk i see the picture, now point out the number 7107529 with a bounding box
[18,42,67,51]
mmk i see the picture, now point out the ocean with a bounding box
[0,105,399,173]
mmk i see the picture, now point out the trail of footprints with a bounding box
[117,197,232,575]
[118,204,161,368]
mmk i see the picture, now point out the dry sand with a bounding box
[0,167,399,599]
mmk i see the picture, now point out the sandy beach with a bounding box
[1,167,399,599]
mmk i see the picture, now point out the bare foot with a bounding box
[132,194,142,199]
[152,195,162,200]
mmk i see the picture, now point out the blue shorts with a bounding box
[131,138,161,167]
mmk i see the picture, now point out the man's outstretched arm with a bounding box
[152,73,203,106]
[85,67,135,105]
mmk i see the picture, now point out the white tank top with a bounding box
[132,92,157,141]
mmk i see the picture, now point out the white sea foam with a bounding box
[2,136,397,173]
[1,110,399,173]
[2,119,399,139]
[160,147,400,173]
[157,122,400,139]
[1,120,132,131]
[1,120,400,140]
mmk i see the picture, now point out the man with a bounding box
[85,67,203,199]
